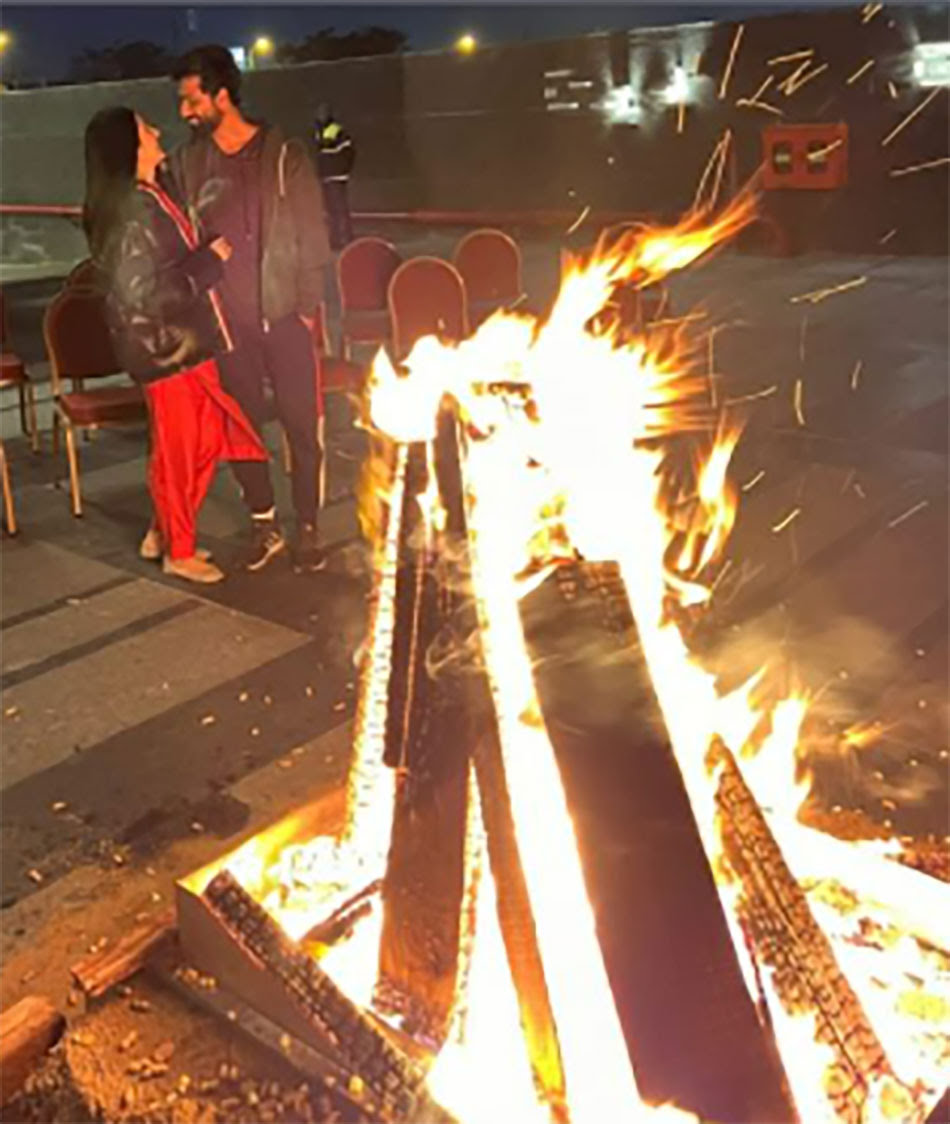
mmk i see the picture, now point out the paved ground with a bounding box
[0,234,947,1103]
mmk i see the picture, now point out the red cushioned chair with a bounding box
[388,257,469,361]
[453,228,524,328]
[0,288,40,454]
[43,285,146,516]
[337,237,402,359]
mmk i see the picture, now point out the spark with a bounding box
[840,467,857,494]
[650,311,708,328]
[790,275,868,304]
[677,101,687,134]
[808,138,844,162]
[887,500,929,530]
[785,62,829,96]
[853,482,866,499]
[881,87,943,148]
[772,507,802,534]
[887,81,899,100]
[742,469,766,492]
[846,59,876,85]
[878,228,897,245]
[693,128,732,211]
[850,360,863,391]
[777,59,813,94]
[736,97,784,117]
[728,383,779,407]
[711,558,734,594]
[566,205,591,235]
[749,74,776,101]
[890,156,950,177]
[860,2,883,23]
[768,49,814,67]
[793,379,806,426]
[718,24,745,100]
[725,383,778,405]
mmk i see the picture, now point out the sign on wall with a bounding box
[762,123,849,191]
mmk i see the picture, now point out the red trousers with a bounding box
[145,360,266,560]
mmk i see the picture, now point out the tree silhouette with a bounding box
[276,26,407,65]
[71,40,176,83]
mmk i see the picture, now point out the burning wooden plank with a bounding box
[525,573,793,1121]
[375,426,473,1047]
[709,736,911,1123]
[201,870,437,1123]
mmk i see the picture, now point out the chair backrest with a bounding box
[64,257,105,293]
[43,286,122,392]
[338,237,403,314]
[388,257,469,361]
[453,228,523,306]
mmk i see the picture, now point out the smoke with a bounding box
[703,611,948,833]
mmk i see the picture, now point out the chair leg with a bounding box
[18,386,28,437]
[317,412,326,510]
[64,423,83,517]
[280,427,292,475]
[52,411,61,455]
[25,383,40,454]
[0,443,17,536]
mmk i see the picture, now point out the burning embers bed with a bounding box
[178,193,949,1124]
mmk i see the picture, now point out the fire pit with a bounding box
[178,190,949,1124]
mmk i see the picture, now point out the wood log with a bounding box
[202,871,437,1124]
[524,573,793,1122]
[0,996,65,1107]
[376,414,475,1047]
[711,737,905,1124]
[69,909,175,998]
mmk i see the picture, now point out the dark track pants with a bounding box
[322,180,353,250]
[216,314,322,526]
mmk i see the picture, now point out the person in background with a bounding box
[169,45,332,572]
[83,105,266,584]
[313,102,355,250]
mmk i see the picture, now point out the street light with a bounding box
[0,30,12,55]
[250,35,273,69]
[455,33,477,56]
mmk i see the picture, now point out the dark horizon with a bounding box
[0,3,850,84]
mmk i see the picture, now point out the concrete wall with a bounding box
[1,5,947,254]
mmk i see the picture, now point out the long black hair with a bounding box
[83,106,139,265]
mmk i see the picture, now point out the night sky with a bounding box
[1,3,843,84]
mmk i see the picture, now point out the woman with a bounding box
[83,106,266,583]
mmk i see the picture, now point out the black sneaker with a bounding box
[245,518,287,572]
[293,522,328,571]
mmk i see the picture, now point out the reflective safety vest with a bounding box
[314,120,355,182]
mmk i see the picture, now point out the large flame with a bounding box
[362,189,947,1123]
[211,189,946,1124]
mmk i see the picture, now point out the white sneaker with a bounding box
[162,556,225,584]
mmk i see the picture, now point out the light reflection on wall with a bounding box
[594,24,713,130]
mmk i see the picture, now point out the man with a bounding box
[168,45,330,571]
[313,103,355,250]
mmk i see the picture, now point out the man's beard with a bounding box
[187,112,222,135]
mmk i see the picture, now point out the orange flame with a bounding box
[214,188,946,1124]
